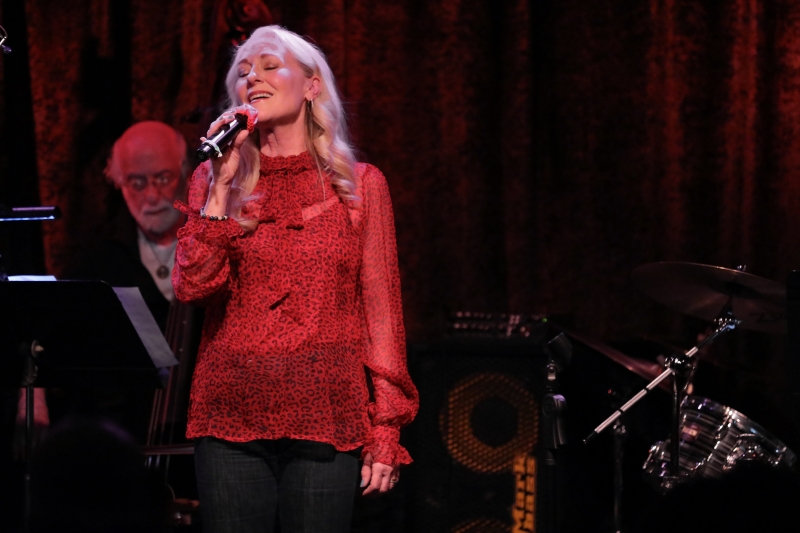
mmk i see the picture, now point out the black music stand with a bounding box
[0,280,178,531]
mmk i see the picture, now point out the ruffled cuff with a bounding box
[175,200,244,242]
[361,425,413,467]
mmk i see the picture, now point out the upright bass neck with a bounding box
[146,300,201,458]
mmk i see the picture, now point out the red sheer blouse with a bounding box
[173,152,418,466]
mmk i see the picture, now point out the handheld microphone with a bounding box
[196,113,249,162]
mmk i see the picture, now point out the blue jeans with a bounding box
[194,437,360,533]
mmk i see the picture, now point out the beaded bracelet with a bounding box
[200,209,229,221]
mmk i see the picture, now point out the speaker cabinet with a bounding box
[405,338,545,533]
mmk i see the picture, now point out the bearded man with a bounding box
[75,121,191,325]
[33,121,194,441]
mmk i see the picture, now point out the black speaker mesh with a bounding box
[405,338,544,533]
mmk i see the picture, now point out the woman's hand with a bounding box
[202,104,255,217]
[360,452,400,495]
[205,110,251,188]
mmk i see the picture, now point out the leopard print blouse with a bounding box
[173,151,418,466]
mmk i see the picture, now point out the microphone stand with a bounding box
[539,333,571,533]
[583,308,740,477]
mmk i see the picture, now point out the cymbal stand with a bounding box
[612,420,626,533]
[584,309,740,460]
[665,347,698,476]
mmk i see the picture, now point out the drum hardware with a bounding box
[664,350,694,490]
[625,262,798,497]
[580,289,738,531]
[643,395,797,493]
[630,262,787,333]
[572,261,796,531]
[556,328,671,531]
[729,433,767,463]
[585,262,757,520]
[557,327,665,385]
[583,310,738,447]
[0,25,11,54]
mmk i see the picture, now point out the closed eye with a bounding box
[236,61,252,77]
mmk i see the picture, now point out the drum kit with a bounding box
[581,261,797,527]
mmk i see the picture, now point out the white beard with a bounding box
[134,203,182,237]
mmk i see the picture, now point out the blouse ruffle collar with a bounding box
[259,151,316,173]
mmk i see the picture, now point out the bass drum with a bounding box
[643,395,796,493]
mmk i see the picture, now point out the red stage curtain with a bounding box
[7,0,800,358]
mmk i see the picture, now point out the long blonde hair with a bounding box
[222,26,359,228]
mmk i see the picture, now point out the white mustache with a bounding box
[141,203,175,216]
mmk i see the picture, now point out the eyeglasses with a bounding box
[123,171,178,192]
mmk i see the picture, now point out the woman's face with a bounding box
[234,40,313,128]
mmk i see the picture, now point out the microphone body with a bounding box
[196,113,248,162]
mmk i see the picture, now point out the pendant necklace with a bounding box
[146,238,177,279]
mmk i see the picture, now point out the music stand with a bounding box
[0,280,178,531]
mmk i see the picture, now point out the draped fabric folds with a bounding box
[9,1,800,368]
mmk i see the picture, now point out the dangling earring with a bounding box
[307,98,314,110]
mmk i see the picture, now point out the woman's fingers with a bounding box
[360,454,372,489]
[360,452,401,495]
[207,113,236,138]
[203,110,251,185]
[231,128,250,149]
[362,464,386,495]
[378,470,391,493]
[362,460,395,496]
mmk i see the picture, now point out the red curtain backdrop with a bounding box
[3,0,800,370]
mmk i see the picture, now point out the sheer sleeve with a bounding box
[172,162,244,304]
[358,164,419,466]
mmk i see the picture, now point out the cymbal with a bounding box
[558,327,665,384]
[631,262,786,333]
